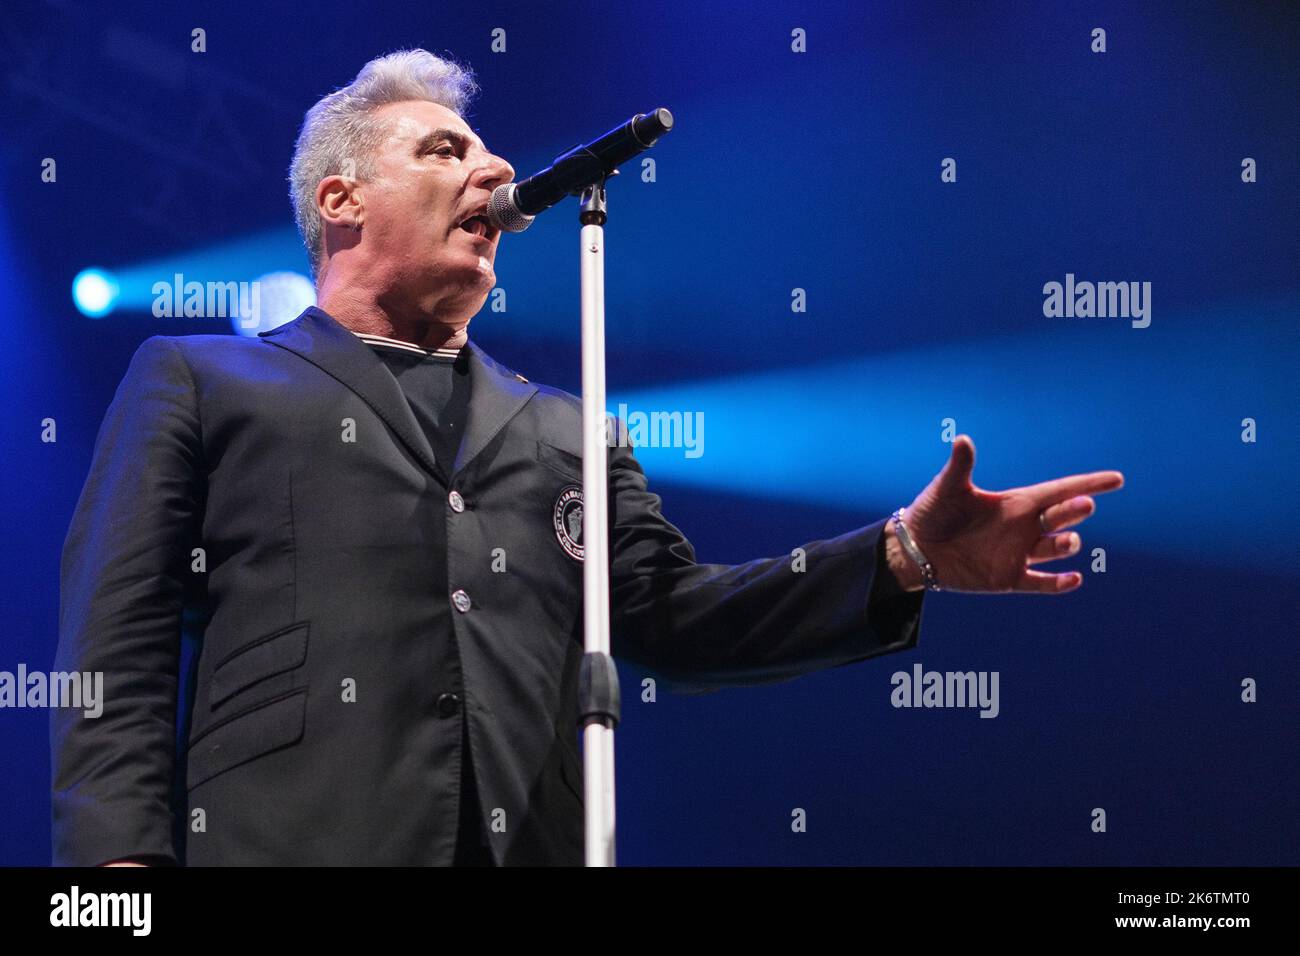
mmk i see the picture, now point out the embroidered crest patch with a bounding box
[553,485,584,561]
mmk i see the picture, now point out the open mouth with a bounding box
[457,214,493,239]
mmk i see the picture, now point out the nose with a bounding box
[472,151,515,191]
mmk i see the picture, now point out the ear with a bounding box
[317,174,364,231]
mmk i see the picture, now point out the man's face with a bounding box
[355,99,514,311]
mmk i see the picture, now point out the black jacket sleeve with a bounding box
[607,438,925,693]
[50,337,204,866]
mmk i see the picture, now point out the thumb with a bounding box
[938,434,976,489]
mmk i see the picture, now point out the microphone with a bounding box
[487,108,674,233]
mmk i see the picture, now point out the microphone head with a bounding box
[488,183,535,233]
[632,108,674,146]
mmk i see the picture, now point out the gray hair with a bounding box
[289,49,480,280]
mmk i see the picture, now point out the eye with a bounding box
[432,144,457,158]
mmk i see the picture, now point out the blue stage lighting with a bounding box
[235,271,316,336]
[72,268,119,318]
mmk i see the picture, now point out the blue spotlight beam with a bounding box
[611,296,1299,574]
[97,228,311,314]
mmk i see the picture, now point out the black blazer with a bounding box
[50,306,925,866]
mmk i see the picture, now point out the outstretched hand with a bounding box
[902,435,1124,594]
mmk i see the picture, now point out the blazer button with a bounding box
[452,589,472,613]
[436,693,461,717]
[448,489,465,512]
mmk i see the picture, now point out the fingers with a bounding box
[1027,530,1081,564]
[938,434,976,490]
[1030,470,1124,509]
[1039,495,1095,533]
[1016,567,1083,594]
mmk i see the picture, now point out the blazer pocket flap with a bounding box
[211,622,308,708]
[536,439,584,481]
[187,690,307,790]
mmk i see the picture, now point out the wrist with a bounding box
[883,519,927,593]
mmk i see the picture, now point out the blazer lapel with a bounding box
[454,339,539,479]
[258,306,444,482]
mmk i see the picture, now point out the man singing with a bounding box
[51,49,1123,867]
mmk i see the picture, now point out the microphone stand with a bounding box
[495,107,669,867]
[577,174,621,867]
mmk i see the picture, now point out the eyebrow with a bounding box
[415,128,488,156]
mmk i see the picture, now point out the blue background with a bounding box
[1,0,1297,865]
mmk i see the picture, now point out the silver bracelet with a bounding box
[890,507,941,591]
